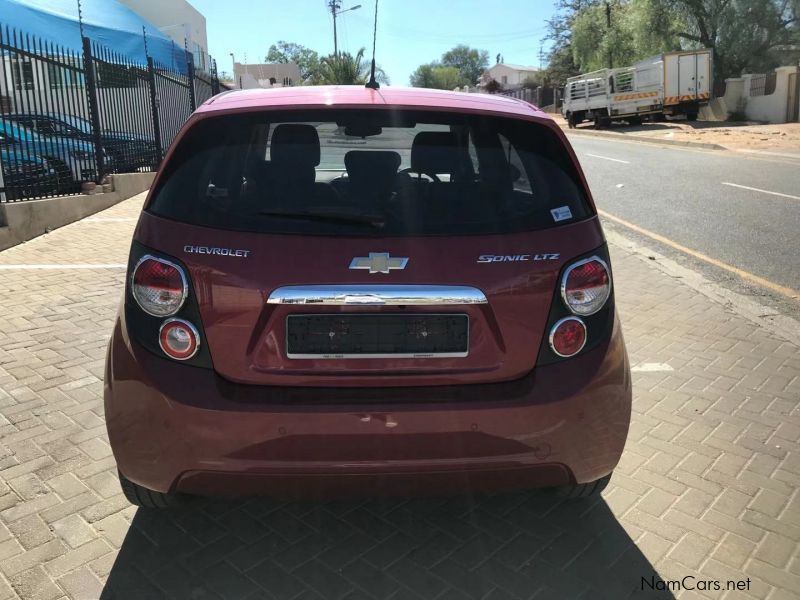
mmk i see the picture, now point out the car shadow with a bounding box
[575,119,758,134]
[101,491,675,599]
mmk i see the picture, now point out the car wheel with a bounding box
[549,473,612,499]
[119,472,187,508]
[687,112,698,122]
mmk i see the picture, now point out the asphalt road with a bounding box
[567,135,800,301]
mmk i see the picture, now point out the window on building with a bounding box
[12,58,35,90]
[96,62,139,88]
[501,75,508,84]
[47,59,84,89]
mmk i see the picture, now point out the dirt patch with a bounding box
[553,115,800,153]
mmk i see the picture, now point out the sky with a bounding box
[190,0,554,85]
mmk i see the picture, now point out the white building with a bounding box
[482,63,540,89]
[118,0,210,71]
[233,63,301,89]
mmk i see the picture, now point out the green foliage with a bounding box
[409,63,464,89]
[313,48,389,86]
[555,0,799,83]
[409,45,490,88]
[265,41,320,82]
[542,0,597,86]
[484,78,503,93]
[522,75,542,89]
[440,45,490,85]
[660,0,800,81]
[570,0,682,71]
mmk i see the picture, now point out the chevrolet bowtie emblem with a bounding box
[349,252,409,274]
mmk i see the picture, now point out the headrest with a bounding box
[344,151,401,182]
[270,124,320,167]
[410,132,458,176]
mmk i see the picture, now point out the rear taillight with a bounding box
[561,256,611,316]
[131,255,187,317]
[159,319,200,360]
[549,316,587,357]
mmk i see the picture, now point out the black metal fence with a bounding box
[0,24,225,202]
[499,86,562,113]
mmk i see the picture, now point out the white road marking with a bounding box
[721,182,800,201]
[631,363,674,373]
[0,264,126,270]
[585,153,631,164]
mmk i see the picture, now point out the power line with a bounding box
[348,14,546,44]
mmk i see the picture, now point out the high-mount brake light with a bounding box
[561,256,611,316]
[159,319,200,360]
[131,255,187,317]
[549,316,587,357]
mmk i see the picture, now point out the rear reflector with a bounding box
[159,319,200,360]
[131,255,187,317]
[549,316,587,357]
[561,256,611,316]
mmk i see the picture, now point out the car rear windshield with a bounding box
[147,109,592,236]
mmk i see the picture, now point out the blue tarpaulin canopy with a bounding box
[0,0,189,73]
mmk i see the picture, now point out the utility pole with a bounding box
[328,1,361,56]
[329,1,340,55]
[606,1,612,69]
[539,43,544,71]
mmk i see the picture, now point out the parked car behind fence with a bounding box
[0,22,225,202]
[0,119,97,191]
[0,143,58,200]
[5,113,160,173]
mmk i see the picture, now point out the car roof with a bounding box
[198,85,546,119]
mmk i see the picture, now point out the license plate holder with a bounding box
[286,314,469,358]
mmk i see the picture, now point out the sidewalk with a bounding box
[553,114,800,154]
[0,194,798,599]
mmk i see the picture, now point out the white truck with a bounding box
[562,49,712,128]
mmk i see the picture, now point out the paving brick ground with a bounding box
[0,193,798,600]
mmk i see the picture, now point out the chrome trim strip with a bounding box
[267,285,488,306]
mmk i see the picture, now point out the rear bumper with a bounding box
[104,314,632,498]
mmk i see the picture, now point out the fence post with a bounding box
[147,57,164,161]
[81,37,105,182]
[187,55,197,112]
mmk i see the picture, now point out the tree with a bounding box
[409,63,463,89]
[441,45,490,86]
[409,45,490,88]
[571,0,682,72]
[484,78,503,93]
[542,0,595,86]
[656,0,800,82]
[266,41,320,82]
[313,48,389,85]
[409,63,439,88]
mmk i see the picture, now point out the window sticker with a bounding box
[551,206,573,222]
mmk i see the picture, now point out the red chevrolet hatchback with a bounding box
[104,86,632,508]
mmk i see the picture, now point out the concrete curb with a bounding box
[606,229,800,348]
[0,172,155,252]
[564,128,727,151]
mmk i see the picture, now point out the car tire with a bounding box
[119,472,187,508]
[549,473,612,499]
[687,112,698,122]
